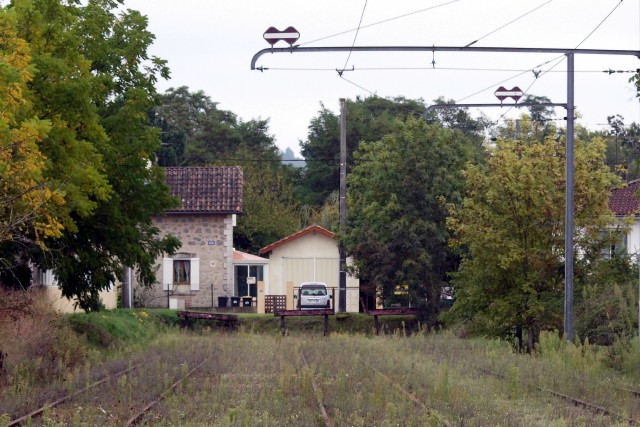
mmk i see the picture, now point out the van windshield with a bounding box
[302,286,327,296]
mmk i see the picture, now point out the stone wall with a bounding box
[137,213,234,308]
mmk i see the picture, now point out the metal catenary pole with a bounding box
[252,44,640,339]
[565,53,575,341]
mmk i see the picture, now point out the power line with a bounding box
[575,0,625,49]
[455,0,628,109]
[340,0,368,75]
[299,0,462,47]
[339,75,378,96]
[496,56,565,121]
[498,0,625,119]
[465,0,554,47]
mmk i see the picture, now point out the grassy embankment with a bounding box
[2,301,640,426]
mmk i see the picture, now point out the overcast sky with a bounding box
[124,0,640,155]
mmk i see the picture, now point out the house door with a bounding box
[234,265,263,297]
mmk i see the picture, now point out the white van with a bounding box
[298,282,331,309]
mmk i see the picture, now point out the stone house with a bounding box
[136,166,243,309]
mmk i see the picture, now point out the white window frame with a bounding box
[163,256,200,291]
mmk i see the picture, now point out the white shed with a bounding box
[259,225,360,312]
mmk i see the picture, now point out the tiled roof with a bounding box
[609,180,640,216]
[233,250,268,263]
[164,167,243,214]
[259,225,335,255]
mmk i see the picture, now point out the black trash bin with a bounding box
[230,296,241,307]
[218,296,229,307]
[242,297,252,307]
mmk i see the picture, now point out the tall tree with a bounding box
[447,119,621,349]
[3,0,180,309]
[299,96,427,206]
[153,86,300,253]
[231,146,300,253]
[0,10,63,247]
[152,86,241,166]
[345,116,482,326]
[0,9,66,289]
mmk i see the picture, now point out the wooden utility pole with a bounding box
[339,98,347,313]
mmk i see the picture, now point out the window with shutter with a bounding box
[162,258,173,290]
[190,258,200,291]
[162,255,200,291]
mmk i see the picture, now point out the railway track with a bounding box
[7,364,138,426]
[353,352,453,427]
[6,334,638,425]
[477,366,639,425]
[124,358,207,426]
[353,341,639,426]
[7,352,210,426]
[300,350,333,427]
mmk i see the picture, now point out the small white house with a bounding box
[259,225,360,312]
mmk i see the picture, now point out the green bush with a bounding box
[575,256,638,345]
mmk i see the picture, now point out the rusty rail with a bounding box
[8,365,138,426]
[477,366,638,425]
[124,359,206,426]
[354,353,453,427]
[301,350,333,427]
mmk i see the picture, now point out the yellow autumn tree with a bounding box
[447,118,621,350]
[0,10,64,248]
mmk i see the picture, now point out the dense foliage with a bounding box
[0,10,63,251]
[447,119,622,349]
[345,116,484,326]
[0,0,180,309]
[299,96,426,207]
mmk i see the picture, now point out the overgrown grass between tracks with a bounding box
[2,304,640,426]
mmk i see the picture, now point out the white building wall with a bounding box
[266,232,360,312]
[268,233,338,295]
[626,218,640,257]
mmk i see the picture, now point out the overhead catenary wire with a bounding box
[575,0,625,49]
[455,56,561,103]
[465,0,555,47]
[323,72,568,142]
[298,0,462,47]
[340,0,368,74]
[495,55,566,121]
[339,75,378,96]
[495,0,625,120]
[456,0,627,123]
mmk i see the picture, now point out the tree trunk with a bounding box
[516,326,523,353]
